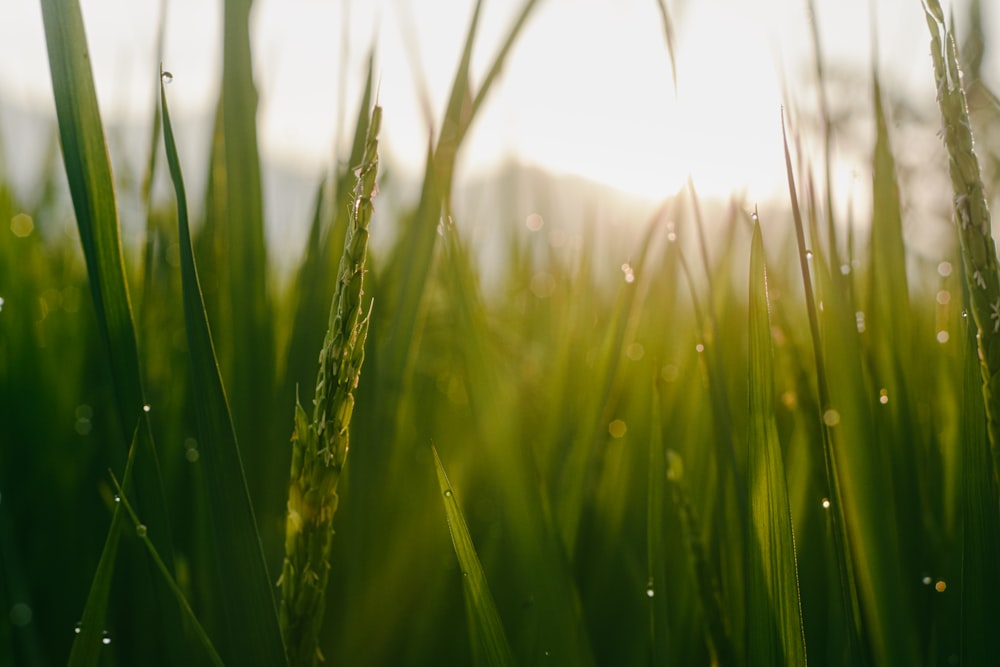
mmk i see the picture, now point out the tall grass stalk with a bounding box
[922,0,1000,481]
[279,105,380,667]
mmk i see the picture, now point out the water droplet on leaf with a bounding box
[101,630,111,645]
[161,71,173,84]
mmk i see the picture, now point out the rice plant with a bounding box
[1,0,997,665]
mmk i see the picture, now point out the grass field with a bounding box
[2,0,1000,665]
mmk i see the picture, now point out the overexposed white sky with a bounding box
[0,0,996,201]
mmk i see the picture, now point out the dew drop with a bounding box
[935,580,947,592]
[855,311,866,333]
[161,71,173,84]
[937,330,950,344]
[113,495,121,504]
[74,621,82,634]
[840,263,851,276]
[805,250,814,260]
[822,409,840,426]
[937,261,952,277]
[695,343,705,353]
[821,498,831,509]
[645,578,655,598]
[922,575,933,585]
[142,404,151,413]
[878,389,889,405]
[961,310,969,319]
[136,524,147,538]
[443,490,453,498]
[101,630,111,645]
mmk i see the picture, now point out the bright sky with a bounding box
[0,0,997,202]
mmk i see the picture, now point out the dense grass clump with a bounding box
[2,0,999,665]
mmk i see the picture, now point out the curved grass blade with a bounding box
[746,218,807,665]
[108,473,224,667]
[431,446,515,667]
[160,73,286,666]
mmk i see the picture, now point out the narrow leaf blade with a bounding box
[746,219,807,665]
[432,446,515,667]
[161,76,287,666]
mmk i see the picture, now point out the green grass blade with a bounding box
[746,218,807,666]
[781,113,867,664]
[646,377,670,662]
[431,446,516,667]
[221,0,275,465]
[160,74,287,666]
[39,0,143,427]
[381,0,541,389]
[464,0,543,145]
[957,298,1000,663]
[108,473,224,667]
[868,72,913,378]
[785,120,918,664]
[67,423,138,667]
[40,5,181,658]
[666,451,737,667]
